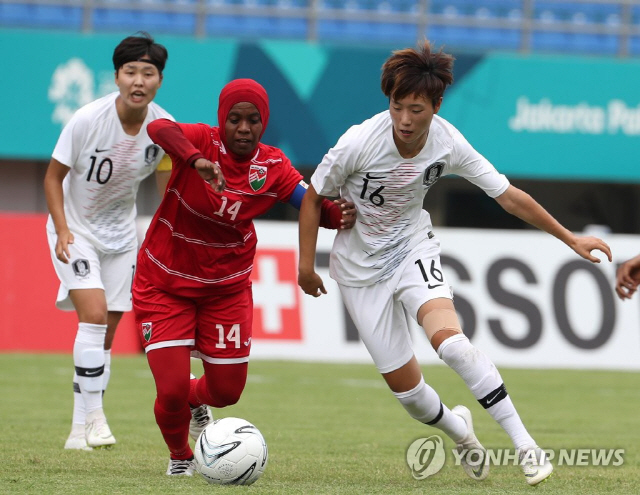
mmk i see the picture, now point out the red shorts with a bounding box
[132,271,253,364]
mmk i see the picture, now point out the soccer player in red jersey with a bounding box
[132,78,355,476]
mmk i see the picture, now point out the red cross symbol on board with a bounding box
[250,248,302,340]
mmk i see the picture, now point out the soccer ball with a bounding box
[194,417,268,485]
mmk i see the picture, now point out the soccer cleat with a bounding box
[166,456,195,476]
[189,404,213,441]
[64,431,93,451]
[85,409,116,448]
[452,405,490,481]
[519,445,553,486]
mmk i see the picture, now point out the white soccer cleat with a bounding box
[85,409,116,448]
[519,445,553,486]
[64,431,93,451]
[452,405,489,481]
[166,457,195,476]
[189,404,213,441]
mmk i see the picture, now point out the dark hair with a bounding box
[381,40,454,107]
[112,31,168,73]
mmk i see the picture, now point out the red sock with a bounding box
[147,346,193,458]
[188,376,201,407]
[154,399,193,459]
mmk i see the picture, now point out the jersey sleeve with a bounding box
[448,128,510,198]
[310,127,358,198]
[276,154,304,202]
[147,120,208,167]
[51,109,90,168]
[155,154,172,172]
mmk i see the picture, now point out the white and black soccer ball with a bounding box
[194,417,268,485]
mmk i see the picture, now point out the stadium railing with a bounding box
[1,0,640,56]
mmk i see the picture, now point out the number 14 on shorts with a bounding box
[215,324,250,348]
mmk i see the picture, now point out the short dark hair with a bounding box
[380,40,454,107]
[112,31,168,73]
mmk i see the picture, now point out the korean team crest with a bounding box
[249,164,267,191]
[72,259,90,277]
[144,144,161,166]
[142,322,152,342]
[423,162,445,188]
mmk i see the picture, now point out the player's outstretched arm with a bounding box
[287,182,356,230]
[44,158,74,263]
[615,254,640,300]
[298,184,327,297]
[494,185,612,264]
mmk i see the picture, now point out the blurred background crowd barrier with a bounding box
[2,0,640,56]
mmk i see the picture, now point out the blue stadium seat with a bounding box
[0,0,633,56]
[0,3,82,29]
[275,0,310,8]
[317,19,416,43]
[206,15,308,39]
[92,8,196,35]
[430,0,476,17]
[318,0,353,10]
[356,0,416,12]
[532,31,619,55]
[478,0,521,19]
[428,25,520,51]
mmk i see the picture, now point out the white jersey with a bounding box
[46,92,173,253]
[311,111,510,287]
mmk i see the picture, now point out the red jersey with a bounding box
[139,120,301,297]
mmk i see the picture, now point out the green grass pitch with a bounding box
[1,354,638,494]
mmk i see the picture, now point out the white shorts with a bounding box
[46,228,137,312]
[338,243,452,374]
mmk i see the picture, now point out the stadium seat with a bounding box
[317,19,416,43]
[92,8,196,35]
[428,25,520,51]
[0,3,82,29]
[206,15,308,39]
[275,0,309,9]
[0,0,635,56]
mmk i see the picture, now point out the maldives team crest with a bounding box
[142,322,152,342]
[249,164,267,191]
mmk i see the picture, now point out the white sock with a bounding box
[103,349,112,394]
[393,378,467,442]
[73,322,107,416]
[438,335,535,450]
[71,372,85,427]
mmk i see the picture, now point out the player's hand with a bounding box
[568,235,612,264]
[334,198,356,230]
[298,270,327,297]
[55,229,74,264]
[615,257,640,300]
[194,158,226,193]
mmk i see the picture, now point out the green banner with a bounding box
[440,53,640,182]
[1,30,639,182]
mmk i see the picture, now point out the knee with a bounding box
[79,310,108,325]
[420,308,463,352]
[208,384,244,408]
[157,386,189,412]
[431,329,460,352]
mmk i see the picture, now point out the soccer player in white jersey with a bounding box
[44,32,174,451]
[298,41,612,486]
